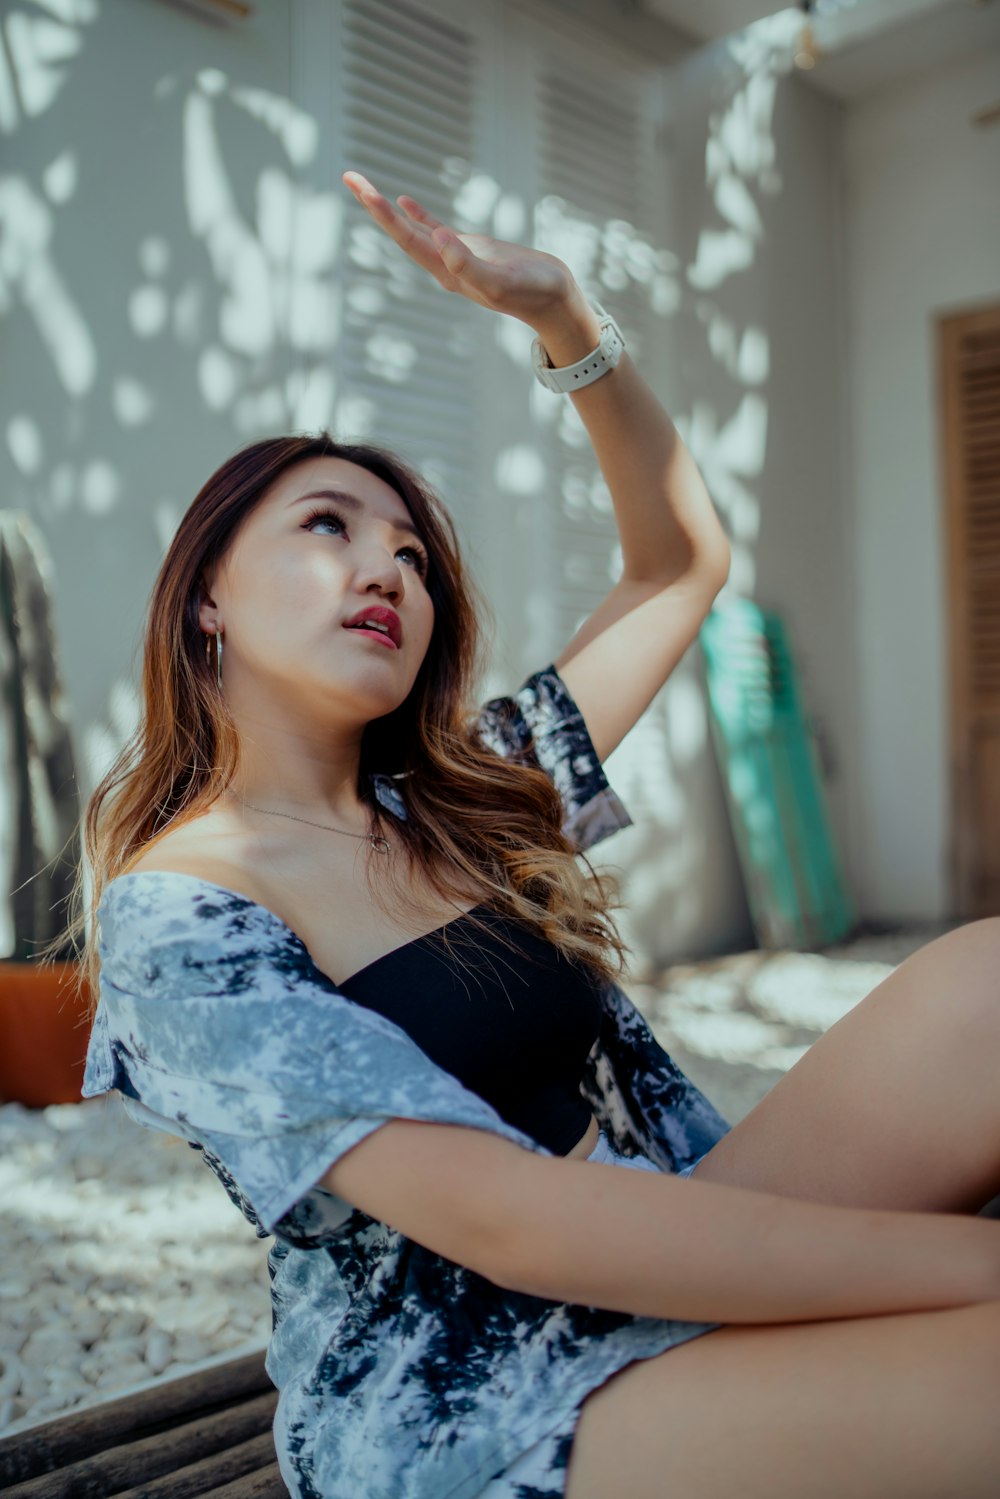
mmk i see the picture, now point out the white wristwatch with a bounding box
[531,299,626,394]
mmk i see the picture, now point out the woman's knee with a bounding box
[888,916,1000,1040]
[935,917,1000,1039]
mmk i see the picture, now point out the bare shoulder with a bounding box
[124,808,269,909]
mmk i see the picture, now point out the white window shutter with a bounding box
[529,33,670,657]
[333,0,484,509]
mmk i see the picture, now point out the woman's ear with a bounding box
[197,572,220,635]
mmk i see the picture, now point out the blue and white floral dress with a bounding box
[82,663,733,1499]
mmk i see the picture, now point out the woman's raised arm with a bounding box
[343,170,730,764]
[523,289,731,764]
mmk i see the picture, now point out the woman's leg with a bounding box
[684,917,1000,1214]
[565,1299,1000,1499]
[560,920,1000,1499]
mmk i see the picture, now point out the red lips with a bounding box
[342,604,402,648]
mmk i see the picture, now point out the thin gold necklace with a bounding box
[228,793,390,854]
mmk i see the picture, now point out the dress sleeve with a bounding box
[472,662,633,853]
[83,873,551,1243]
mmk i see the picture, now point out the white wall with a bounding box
[622,27,856,964]
[843,48,1000,922]
[1,0,298,785]
[10,0,979,961]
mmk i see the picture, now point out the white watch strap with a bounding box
[531,299,626,394]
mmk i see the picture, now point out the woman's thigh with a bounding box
[686,917,1000,1215]
[565,1299,1000,1499]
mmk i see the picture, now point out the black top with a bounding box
[337,904,602,1156]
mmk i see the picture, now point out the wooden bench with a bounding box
[0,1349,290,1497]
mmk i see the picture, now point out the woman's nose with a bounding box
[354,547,404,601]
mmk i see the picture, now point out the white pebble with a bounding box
[20,1330,82,1367]
[80,1335,147,1372]
[64,1271,98,1294]
[17,1371,50,1403]
[28,1390,78,1416]
[71,1312,107,1345]
[44,1369,86,1395]
[22,1224,59,1247]
[94,1360,149,1390]
[0,1353,24,1399]
[5,1300,42,1330]
[24,1286,62,1316]
[0,1279,32,1300]
[105,1311,148,1340]
[99,1275,134,1295]
[170,1333,210,1365]
[152,1292,226,1336]
[0,1395,27,1426]
[144,1330,174,1375]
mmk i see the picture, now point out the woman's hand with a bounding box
[341,177,735,775]
[342,170,578,329]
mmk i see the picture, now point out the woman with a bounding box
[72,171,999,1499]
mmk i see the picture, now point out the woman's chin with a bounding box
[325,672,414,725]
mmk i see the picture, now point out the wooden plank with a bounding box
[202,1463,290,1498]
[114,1431,284,1498]
[2,1393,278,1498]
[0,1351,274,1487]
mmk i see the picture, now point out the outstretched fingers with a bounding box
[342,170,508,308]
[395,195,464,270]
[342,171,447,277]
[396,193,444,230]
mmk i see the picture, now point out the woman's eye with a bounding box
[304,508,428,576]
[398,546,429,575]
[303,509,345,536]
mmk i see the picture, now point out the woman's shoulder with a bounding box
[121,808,272,911]
[114,810,376,983]
[100,817,302,983]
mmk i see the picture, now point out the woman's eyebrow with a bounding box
[291,486,362,512]
[291,487,424,540]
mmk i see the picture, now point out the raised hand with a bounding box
[342,170,576,328]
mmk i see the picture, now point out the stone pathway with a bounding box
[2,917,994,1440]
[0,1096,273,1436]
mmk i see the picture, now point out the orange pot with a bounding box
[0,961,94,1107]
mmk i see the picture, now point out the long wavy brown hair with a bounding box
[41,431,629,1021]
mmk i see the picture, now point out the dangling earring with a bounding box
[205,628,222,688]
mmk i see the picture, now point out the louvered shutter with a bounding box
[940,305,1000,917]
[332,0,484,509]
[525,23,670,656]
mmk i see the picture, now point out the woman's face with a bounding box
[199,456,435,729]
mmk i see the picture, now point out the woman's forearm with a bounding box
[491,1155,1000,1325]
[531,286,730,586]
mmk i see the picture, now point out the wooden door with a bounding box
[938,304,1000,918]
